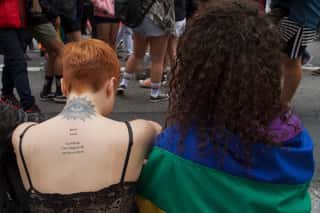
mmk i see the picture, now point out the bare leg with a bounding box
[125,33,149,74]
[149,35,169,83]
[45,39,64,76]
[96,23,120,49]
[280,57,302,106]
[140,35,171,88]
[66,31,82,42]
[117,33,148,94]
[110,24,120,49]
[40,38,64,100]
[167,35,178,67]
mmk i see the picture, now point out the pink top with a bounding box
[91,0,115,18]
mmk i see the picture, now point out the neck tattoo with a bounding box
[60,97,96,121]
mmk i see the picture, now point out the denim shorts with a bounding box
[133,17,166,37]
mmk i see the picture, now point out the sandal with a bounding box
[139,78,168,88]
[139,79,152,88]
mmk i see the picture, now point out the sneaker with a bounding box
[53,94,67,103]
[24,104,45,122]
[40,82,55,101]
[302,55,311,66]
[117,84,127,95]
[0,95,20,109]
[40,90,55,101]
[149,93,169,103]
[24,54,32,61]
[302,63,320,71]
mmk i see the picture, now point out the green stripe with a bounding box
[137,147,311,213]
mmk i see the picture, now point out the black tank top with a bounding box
[19,121,138,213]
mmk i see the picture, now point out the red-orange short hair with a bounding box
[62,39,120,93]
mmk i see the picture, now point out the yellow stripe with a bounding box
[136,195,166,213]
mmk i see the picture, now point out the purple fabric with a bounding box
[266,113,303,143]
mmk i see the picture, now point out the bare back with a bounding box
[12,98,158,195]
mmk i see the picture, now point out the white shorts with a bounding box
[172,18,186,37]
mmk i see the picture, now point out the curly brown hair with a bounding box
[167,0,283,149]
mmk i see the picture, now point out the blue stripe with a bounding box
[155,126,314,185]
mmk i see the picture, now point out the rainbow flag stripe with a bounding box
[137,115,314,213]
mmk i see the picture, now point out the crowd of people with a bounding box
[0,0,198,118]
[0,0,319,212]
[1,0,320,112]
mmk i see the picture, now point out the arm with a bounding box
[130,120,162,158]
[147,120,162,136]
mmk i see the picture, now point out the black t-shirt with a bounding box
[175,0,186,21]
[186,0,198,19]
[26,0,59,26]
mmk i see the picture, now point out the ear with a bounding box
[61,79,68,96]
[106,77,116,97]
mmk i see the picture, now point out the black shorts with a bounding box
[54,0,81,33]
[279,17,317,59]
[60,15,81,33]
[94,16,120,24]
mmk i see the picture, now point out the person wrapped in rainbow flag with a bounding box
[136,1,314,212]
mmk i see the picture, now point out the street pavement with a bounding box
[1,42,320,211]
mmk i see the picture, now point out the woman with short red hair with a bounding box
[12,39,161,212]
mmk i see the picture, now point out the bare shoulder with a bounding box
[12,122,37,148]
[128,119,162,145]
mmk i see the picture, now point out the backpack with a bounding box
[115,0,156,28]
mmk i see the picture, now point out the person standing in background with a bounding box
[26,0,66,103]
[50,0,82,42]
[91,0,120,49]
[0,0,43,118]
[268,0,320,108]
[139,0,187,88]
[117,0,175,102]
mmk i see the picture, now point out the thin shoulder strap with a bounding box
[19,124,37,193]
[120,121,134,184]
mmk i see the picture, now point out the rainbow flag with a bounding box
[136,115,314,213]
